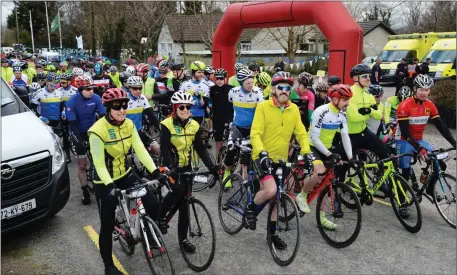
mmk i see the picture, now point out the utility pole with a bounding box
[91,2,96,56]
[15,5,19,43]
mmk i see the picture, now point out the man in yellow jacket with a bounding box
[1,58,13,82]
[108,66,122,88]
[247,71,313,250]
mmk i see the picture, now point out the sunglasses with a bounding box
[359,74,370,79]
[277,85,291,92]
[375,95,383,99]
[178,105,192,111]
[60,81,68,84]
[216,77,225,81]
[131,87,142,91]
[111,101,128,110]
[83,87,93,91]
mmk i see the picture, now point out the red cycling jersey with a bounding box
[395,97,439,141]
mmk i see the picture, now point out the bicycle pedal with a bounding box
[221,204,229,211]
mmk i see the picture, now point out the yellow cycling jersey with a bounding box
[88,117,157,185]
[251,98,311,162]
[161,117,200,167]
[346,84,382,134]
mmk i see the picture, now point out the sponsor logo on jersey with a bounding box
[108,129,116,139]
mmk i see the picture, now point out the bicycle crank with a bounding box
[361,189,373,205]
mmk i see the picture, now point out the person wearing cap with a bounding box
[1,58,13,82]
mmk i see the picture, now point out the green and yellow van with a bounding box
[421,33,456,81]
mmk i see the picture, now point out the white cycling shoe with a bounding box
[296,192,311,214]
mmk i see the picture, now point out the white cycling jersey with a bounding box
[57,85,78,102]
[179,79,210,97]
[228,86,264,128]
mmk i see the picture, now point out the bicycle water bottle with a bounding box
[419,169,429,184]
[129,200,138,228]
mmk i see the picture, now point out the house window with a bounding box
[299,43,314,52]
[168,43,173,53]
[241,42,251,51]
[160,43,165,51]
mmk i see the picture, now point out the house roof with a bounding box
[357,20,396,36]
[164,13,261,43]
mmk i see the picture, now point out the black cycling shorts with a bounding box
[212,119,230,142]
[74,133,89,156]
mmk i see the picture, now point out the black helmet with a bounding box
[119,71,131,84]
[36,72,46,80]
[170,63,184,71]
[214,68,227,78]
[248,62,260,72]
[367,84,384,97]
[350,64,371,77]
[327,75,341,86]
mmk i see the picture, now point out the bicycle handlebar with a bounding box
[317,160,361,177]
[179,170,212,176]
[116,179,160,196]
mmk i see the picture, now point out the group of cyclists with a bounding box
[3,50,456,274]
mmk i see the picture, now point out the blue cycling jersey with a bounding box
[31,87,63,121]
[66,92,106,133]
[58,85,78,102]
[126,91,151,130]
[228,86,264,128]
[11,78,28,88]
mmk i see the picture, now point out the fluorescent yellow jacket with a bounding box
[88,117,157,185]
[251,98,311,162]
[109,72,122,88]
[262,86,271,99]
[2,67,13,83]
[23,68,36,81]
[228,76,240,87]
[346,84,382,134]
[143,77,156,106]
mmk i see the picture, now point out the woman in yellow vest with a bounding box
[88,88,163,275]
[158,91,219,253]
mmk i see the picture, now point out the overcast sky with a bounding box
[2,2,14,25]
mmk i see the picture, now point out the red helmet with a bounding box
[271,71,294,86]
[102,88,130,105]
[136,63,149,73]
[328,84,353,99]
[74,75,94,89]
[156,58,163,67]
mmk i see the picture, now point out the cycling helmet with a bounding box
[60,73,72,81]
[36,64,44,70]
[298,71,314,88]
[102,88,130,105]
[94,62,103,75]
[257,72,272,86]
[105,60,112,65]
[248,62,260,72]
[190,61,206,71]
[236,68,253,83]
[59,62,67,68]
[12,65,22,72]
[327,75,341,86]
[328,84,353,99]
[36,72,46,80]
[235,63,245,72]
[74,75,94,89]
[46,72,59,82]
[368,84,384,97]
[271,71,294,86]
[159,60,169,68]
[21,62,28,70]
[72,67,84,76]
[413,74,434,89]
[136,63,149,74]
[171,63,184,71]
[214,68,227,78]
[30,82,41,92]
[126,76,143,87]
[126,65,136,75]
[46,64,56,72]
[119,71,131,84]
[1,58,8,63]
[171,91,194,105]
[398,86,412,102]
[350,64,371,77]
[205,65,215,75]
[315,82,329,92]
[109,66,117,73]
[86,62,94,68]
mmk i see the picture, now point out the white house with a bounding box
[357,20,396,57]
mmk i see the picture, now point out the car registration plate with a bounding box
[1,198,36,220]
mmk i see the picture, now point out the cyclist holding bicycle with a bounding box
[395,74,456,202]
[290,72,315,129]
[66,75,106,205]
[295,84,356,229]
[247,71,313,249]
[158,91,219,253]
[88,88,162,275]
[57,72,78,162]
[222,68,264,189]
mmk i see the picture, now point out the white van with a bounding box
[1,79,70,233]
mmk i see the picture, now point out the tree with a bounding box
[362,2,403,28]
[418,1,456,32]
[399,2,425,33]
[184,1,202,14]
[267,26,317,61]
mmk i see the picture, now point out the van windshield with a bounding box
[379,50,409,62]
[1,80,29,117]
[422,50,456,64]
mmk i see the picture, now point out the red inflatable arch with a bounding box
[212,1,364,84]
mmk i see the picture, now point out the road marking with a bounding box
[373,198,392,207]
[84,225,129,275]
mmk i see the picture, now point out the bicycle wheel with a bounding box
[434,173,456,228]
[389,174,422,233]
[192,151,217,192]
[114,222,135,256]
[354,149,377,186]
[267,193,300,266]
[315,182,362,248]
[218,173,248,234]
[179,198,216,272]
[141,216,175,275]
[217,145,227,177]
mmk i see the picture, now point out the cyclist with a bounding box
[155,60,170,95]
[30,73,63,130]
[1,58,13,82]
[327,75,341,87]
[93,62,115,96]
[222,68,264,188]
[158,91,219,252]
[247,71,313,249]
[21,61,36,82]
[57,62,68,75]
[35,72,47,88]
[29,82,41,102]
[204,65,216,87]
[395,74,456,202]
[108,66,122,88]
[66,75,106,205]
[366,84,386,136]
[58,72,78,161]
[88,88,162,275]
[290,71,315,129]
[248,62,260,85]
[10,65,29,88]
[228,63,244,87]
[167,63,185,92]
[141,63,159,106]
[210,68,234,154]
[119,71,131,93]
[295,84,355,229]
[256,71,272,99]
[314,82,329,109]
[385,86,412,127]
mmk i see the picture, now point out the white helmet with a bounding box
[126,76,143,87]
[126,65,136,75]
[413,74,434,89]
[234,63,244,72]
[236,68,253,82]
[171,91,194,105]
[30,82,41,92]
[72,67,84,76]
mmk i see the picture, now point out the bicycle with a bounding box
[189,140,217,192]
[216,123,231,176]
[218,154,301,266]
[409,148,456,228]
[283,158,363,248]
[344,153,422,233]
[112,179,175,275]
[156,170,216,272]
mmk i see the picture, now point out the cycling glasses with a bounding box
[111,101,128,110]
[277,85,291,92]
[178,105,192,111]
[359,74,370,79]
[131,87,142,91]
[215,77,225,81]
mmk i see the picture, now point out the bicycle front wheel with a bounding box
[179,198,216,272]
[267,193,300,266]
[141,216,175,275]
[315,182,362,248]
[389,174,422,233]
[218,173,247,234]
[434,173,456,228]
[193,151,217,192]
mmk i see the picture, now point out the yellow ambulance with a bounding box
[421,32,456,81]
